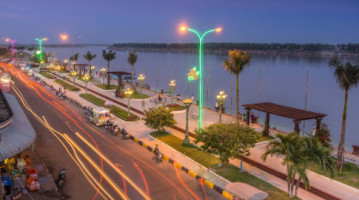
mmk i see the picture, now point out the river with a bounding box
[43,45,359,148]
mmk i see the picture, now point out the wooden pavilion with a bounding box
[107,71,131,88]
[242,102,327,136]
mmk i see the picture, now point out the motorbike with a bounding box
[58,168,66,187]
[121,127,130,139]
[154,148,163,162]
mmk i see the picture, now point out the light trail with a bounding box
[2,63,106,200]
[75,132,151,200]
[63,134,129,200]
[115,164,128,196]
[132,160,150,198]
[174,163,200,200]
[42,117,114,200]
[11,85,112,200]
[200,178,208,200]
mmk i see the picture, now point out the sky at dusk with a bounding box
[0,0,358,44]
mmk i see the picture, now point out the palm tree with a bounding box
[328,56,359,171]
[262,133,335,198]
[69,53,79,74]
[102,50,116,87]
[83,51,96,77]
[224,49,251,124]
[127,50,137,88]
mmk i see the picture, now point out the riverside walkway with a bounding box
[40,71,359,200]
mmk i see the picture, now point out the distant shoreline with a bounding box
[109,47,359,58]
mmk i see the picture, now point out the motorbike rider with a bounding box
[154,144,160,156]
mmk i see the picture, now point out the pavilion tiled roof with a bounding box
[242,102,326,121]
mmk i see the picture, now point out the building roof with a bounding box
[242,102,327,121]
[107,71,131,76]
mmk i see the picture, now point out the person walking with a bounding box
[215,102,219,112]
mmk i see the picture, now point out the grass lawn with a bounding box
[128,90,150,99]
[150,131,297,199]
[39,71,53,79]
[95,84,118,90]
[166,104,185,112]
[54,80,80,91]
[308,160,359,189]
[79,93,139,121]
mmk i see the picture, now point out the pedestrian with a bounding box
[190,94,194,102]
[238,112,243,121]
[243,113,247,123]
[215,102,219,111]
[141,100,145,110]
[25,155,31,169]
[311,125,316,136]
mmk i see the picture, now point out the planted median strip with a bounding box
[95,84,118,90]
[80,93,139,121]
[40,71,53,79]
[150,131,299,200]
[54,80,80,91]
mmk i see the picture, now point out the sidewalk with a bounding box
[40,71,359,199]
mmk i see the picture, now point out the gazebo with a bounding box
[242,102,327,136]
[107,71,131,88]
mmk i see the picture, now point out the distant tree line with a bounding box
[111,43,359,53]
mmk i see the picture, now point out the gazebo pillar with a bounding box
[263,112,270,137]
[293,120,301,134]
[245,107,251,125]
[316,118,322,132]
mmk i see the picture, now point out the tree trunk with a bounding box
[290,175,295,198]
[107,61,110,86]
[131,64,134,88]
[337,88,348,170]
[88,61,91,76]
[235,74,239,125]
[295,176,302,197]
[287,165,291,196]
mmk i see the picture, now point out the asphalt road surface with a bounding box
[4,64,225,200]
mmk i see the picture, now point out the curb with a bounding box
[128,134,235,200]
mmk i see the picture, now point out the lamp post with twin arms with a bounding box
[180,25,222,131]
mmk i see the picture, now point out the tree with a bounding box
[262,133,335,198]
[224,50,251,124]
[127,50,137,88]
[144,106,176,131]
[102,50,116,87]
[83,51,96,76]
[194,123,260,164]
[328,56,359,170]
[69,53,79,73]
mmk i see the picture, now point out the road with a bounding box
[2,63,225,200]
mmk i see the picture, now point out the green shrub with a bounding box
[144,106,176,131]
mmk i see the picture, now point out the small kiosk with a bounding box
[0,73,12,93]
[90,107,111,126]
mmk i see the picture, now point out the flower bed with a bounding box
[166,104,185,112]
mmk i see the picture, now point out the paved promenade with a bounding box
[38,71,359,200]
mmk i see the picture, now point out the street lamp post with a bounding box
[138,74,145,98]
[182,98,193,145]
[6,38,16,61]
[169,80,176,104]
[35,37,47,62]
[90,65,95,77]
[180,25,222,130]
[101,67,106,85]
[124,88,134,117]
[216,91,227,123]
[83,74,90,94]
[71,71,77,88]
